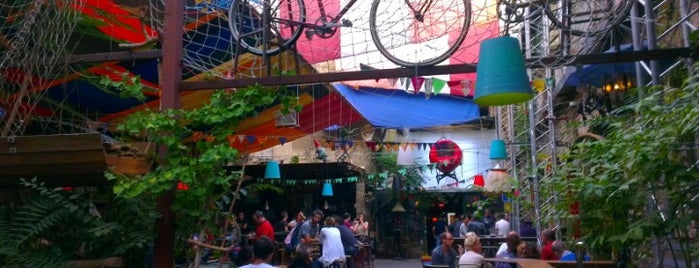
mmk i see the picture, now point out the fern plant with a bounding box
[0,179,158,267]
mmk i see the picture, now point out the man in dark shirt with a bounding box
[433,216,448,247]
[430,232,463,268]
[334,215,361,268]
[467,215,487,236]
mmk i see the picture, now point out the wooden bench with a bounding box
[0,133,108,186]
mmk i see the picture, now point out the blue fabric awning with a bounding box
[333,83,480,129]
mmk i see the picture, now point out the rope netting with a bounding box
[0,0,84,137]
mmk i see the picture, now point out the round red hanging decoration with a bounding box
[428,139,463,173]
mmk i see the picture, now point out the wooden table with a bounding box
[483,258,616,268]
[483,258,554,268]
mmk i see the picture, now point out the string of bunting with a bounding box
[254,163,449,185]
[216,133,439,152]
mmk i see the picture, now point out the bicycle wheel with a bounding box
[228,0,306,56]
[369,0,471,67]
[543,0,633,36]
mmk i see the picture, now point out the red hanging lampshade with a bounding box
[473,174,485,187]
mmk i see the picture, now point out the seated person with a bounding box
[458,233,485,267]
[516,241,541,259]
[431,232,463,268]
[552,240,590,261]
[334,215,361,268]
[239,236,276,268]
[316,216,346,268]
[288,244,314,268]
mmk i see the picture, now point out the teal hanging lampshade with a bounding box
[264,160,281,179]
[489,139,507,160]
[321,183,333,196]
[474,36,534,106]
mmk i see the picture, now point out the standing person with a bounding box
[432,215,448,247]
[239,236,276,268]
[483,209,496,235]
[430,232,463,268]
[495,213,511,237]
[317,217,346,268]
[459,216,471,238]
[238,211,252,246]
[452,215,463,237]
[298,209,323,244]
[274,211,289,242]
[249,210,275,241]
[458,233,485,266]
[539,229,558,260]
[351,213,369,242]
[467,215,487,236]
[275,210,290,233]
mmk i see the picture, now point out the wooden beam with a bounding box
[64,50,162,64]
[180,47,697,90]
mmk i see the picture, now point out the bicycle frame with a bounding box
[273,0,359,31]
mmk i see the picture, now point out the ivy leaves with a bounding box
[548,67,699,262]
[109,84,286,236]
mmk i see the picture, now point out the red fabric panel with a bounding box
[298,92,363,133]
[294,0,341,64]
[69,0,158,43]
[448,21,499,96]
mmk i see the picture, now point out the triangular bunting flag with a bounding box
[226,135,237,147]
[461,79,473,96]
[388,77,398,87]
[246,135,257,144]
[258,136,268,144]
[279,137,287,145]
[404,77,412,91]
[401,143,409,151]
[424,78,433,99]
[411,77,425,94]
[238,135,245,143]
[432,78,446,94]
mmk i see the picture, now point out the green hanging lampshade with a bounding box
[474,36,534,106]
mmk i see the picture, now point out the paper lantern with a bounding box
[484,165,512,192]
[428,139,463,173]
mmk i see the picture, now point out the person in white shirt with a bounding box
[239,236,276,268]
[458,232,485,267]
[496,231,520,257]
[318,216,346,267]
[495,213,511,237]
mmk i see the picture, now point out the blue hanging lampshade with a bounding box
[264,160,281,179]
[474,36,534,106]
[489,139,507,160]
[321,183,333,196]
